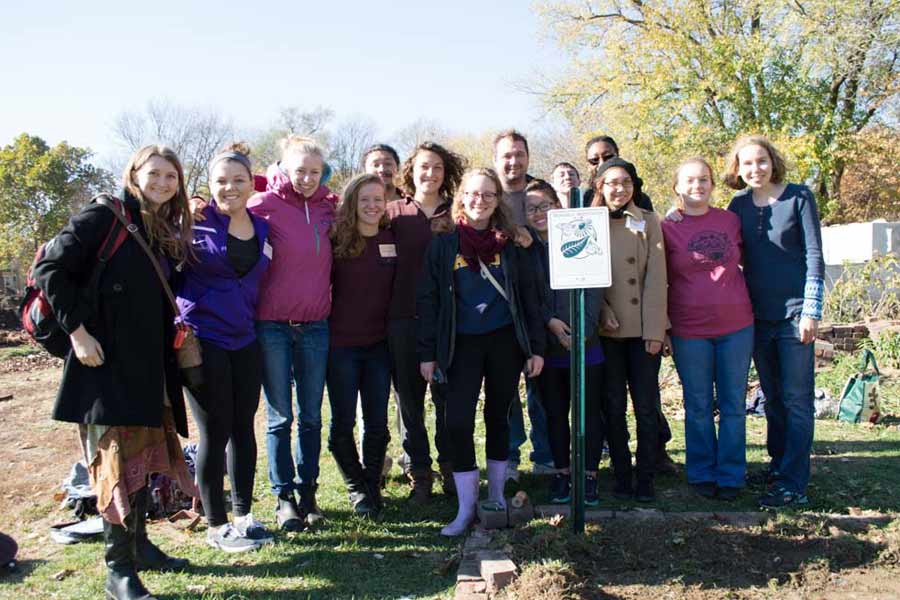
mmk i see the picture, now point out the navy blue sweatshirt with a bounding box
[727,183,824,321]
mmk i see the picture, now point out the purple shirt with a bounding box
[177,201,270,350]
[661,207,753,338]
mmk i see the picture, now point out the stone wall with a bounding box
[818,323,870,352]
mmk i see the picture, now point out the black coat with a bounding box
[32,191,188,436]
[416,231,546,374]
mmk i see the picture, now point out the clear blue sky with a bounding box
[1,0,565,162]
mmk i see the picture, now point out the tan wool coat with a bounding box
[599,202,668,342]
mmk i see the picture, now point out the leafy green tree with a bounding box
[0,133,112,274]
[534,0,900,217]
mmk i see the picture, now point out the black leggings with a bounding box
[537,362,605,471]
[601,337,661,481]
[445,326,525,472]
[185,339,262,527]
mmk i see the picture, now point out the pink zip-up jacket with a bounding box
[248,163,337,322]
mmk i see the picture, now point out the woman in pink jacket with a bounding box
[248,135,337,531]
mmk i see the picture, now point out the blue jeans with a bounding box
[508,377,553,466]
[754,317,816,494]
[256,320,329,495]
[326,341,391,460]
[671,325,754,488]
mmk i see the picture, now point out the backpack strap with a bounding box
[93,195,131,262]
[479,258,508,302]
[98,197,180,317]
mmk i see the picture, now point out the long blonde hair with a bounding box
[122,145,193,264]
[331,174,388,259]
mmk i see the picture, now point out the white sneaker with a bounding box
[233,513,274,545]
[207,523,260,553]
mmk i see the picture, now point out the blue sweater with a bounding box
[727,183,824,321]
[177,202,271,350]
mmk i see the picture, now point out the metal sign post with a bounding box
[568,187,586,534]
[546,189,611,535]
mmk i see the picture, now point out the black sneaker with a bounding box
[747,467,780,488]
[613,477,633,500]
[635,479,655,503]
[549,473,571,504]
[758,486,808,510]
[585,474,600,507]
[717,486,740,502]
[691,481,717,499]
[275,492,306,532]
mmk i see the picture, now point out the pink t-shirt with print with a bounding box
[661,207,754,338]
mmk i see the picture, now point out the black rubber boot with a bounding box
[103,507,157,600]
[330,433,375,518]
[133,488,189,572]
[362,429,389,517]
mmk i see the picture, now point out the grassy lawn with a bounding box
[1,351,899,599]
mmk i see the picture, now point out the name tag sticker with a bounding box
[263,241,273,259]
[626,216,645,233]
[379,244,397,258]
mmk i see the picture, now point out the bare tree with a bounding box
[251,106,336,170]
[111,98,235,195]
[328,116,377,189]
[392,118,450,160]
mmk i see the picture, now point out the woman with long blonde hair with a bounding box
[34,145,197,600]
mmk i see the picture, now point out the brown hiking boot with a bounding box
[407,469,433,504]
[656,450,680,476]
[438,462,456,496]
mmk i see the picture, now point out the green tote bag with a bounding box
[837,349,882,424]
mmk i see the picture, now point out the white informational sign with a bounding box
[547,207,612,290]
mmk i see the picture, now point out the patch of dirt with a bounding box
[0,349,62,374]
[0,365,80,558]
[503,516,900,599]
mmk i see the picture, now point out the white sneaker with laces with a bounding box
[207,523,259,553]
[233,513,274,545]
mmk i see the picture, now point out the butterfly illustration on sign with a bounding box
[556,217,603,259]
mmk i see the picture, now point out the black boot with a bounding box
[104,508,157,600]
[362,429,389,518]
[330,433,375,518]
[133,488,189,572]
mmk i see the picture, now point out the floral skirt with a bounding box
[79,407,197,525]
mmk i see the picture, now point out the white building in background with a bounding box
[821,220,900,288]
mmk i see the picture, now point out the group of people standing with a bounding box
[34,125,822,600]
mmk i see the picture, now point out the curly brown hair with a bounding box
[122,145,193,265]
[451,168,516,238]
[724,134,787,190]
[331,173,388,259]
[399,141,467,199]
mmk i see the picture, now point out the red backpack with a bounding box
[20,195,132,358]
